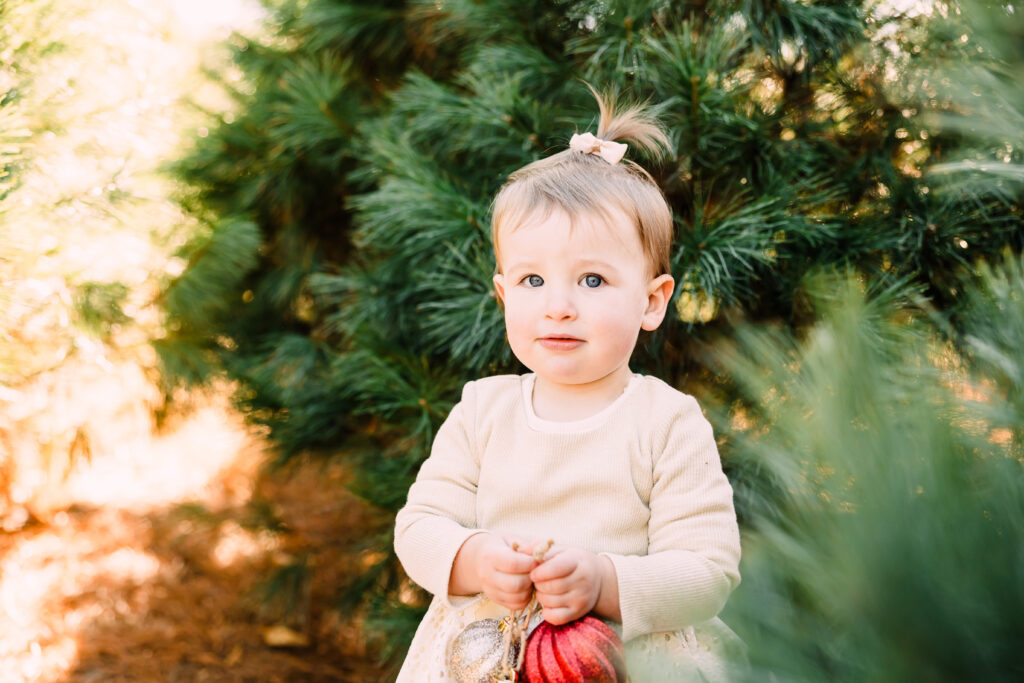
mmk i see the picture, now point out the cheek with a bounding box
[501,303,538,367]
[501,298,532,338]
[593,304,644,352]
[606,323,641,356]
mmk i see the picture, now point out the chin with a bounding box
[536,368,602,386]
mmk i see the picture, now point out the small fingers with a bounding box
[535,586,589,610]
[482,568,535,610]
[535,572,598,623]
[481,540,540,581]
[539,604,584,626]
[485,547,538,575]
[532,576,571,596]
[501,533,539,554]
[530,553,576,582]
[489,570,533,596]
[489,590,534,611]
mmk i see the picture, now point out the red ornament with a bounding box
[522,616,627,683]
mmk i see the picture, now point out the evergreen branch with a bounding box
[390,70,550,167]
[162,217,262,332]
[265,55,362,163]
[413,240,511,372]
[719,270,1024,680]
[332,344,460,442]
[739,0,865,74]
[639,20,761,169]
[297,0,411,59]
[957,251,1024,439]
[674,192,794,305]
[425,0,595,50]
[348,138,491,265]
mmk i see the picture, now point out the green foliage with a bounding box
[719,263,1024,682]
[1,0,226,392]
[1,0,199,387]
[957,253,1024,443]
[255,554,314,629]
[925,1,1024,186]
[161,0,1024,668]
[0,0,38,382]
[0,96,29,202]
[156,217,263,389]
[72,280,131,339]
[0,36,28,384]
[164,218,262,331]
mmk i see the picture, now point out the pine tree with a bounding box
[718,259,1024,682]
[162,0,1023,671]
[711,4,1024,679]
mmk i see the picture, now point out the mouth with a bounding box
[537,335,584,350]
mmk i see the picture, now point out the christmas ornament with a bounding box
[448,618,521,683]
[522,616,627,683]
[447,540,554,683]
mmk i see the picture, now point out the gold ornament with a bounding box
[447,618,520,683]
[447,540,554,682]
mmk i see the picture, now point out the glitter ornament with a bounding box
[448,540,553,682]
[522,616,627,683]
[447,618,521,683]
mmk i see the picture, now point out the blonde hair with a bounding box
[491,86,673,277]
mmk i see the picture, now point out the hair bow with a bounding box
[569,132,627,165]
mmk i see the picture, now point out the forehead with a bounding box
[496,205,643,261]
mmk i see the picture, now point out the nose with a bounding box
[544,285,576,320]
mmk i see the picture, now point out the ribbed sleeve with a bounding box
[605,394,740,639]
[394,383,485,603]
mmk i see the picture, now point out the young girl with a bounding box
[394,90,742,682]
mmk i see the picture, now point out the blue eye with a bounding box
[525,275,544,287]
[582,274,603,288]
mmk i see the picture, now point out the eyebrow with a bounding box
[502,260,540,273]
[574,258,622,272]
[502,258,625,278]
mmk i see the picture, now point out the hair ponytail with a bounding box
[589,83,671,160]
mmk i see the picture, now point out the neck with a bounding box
[531,367,633,421]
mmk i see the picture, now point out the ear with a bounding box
[641,274,675,331]
[492,273,507,306]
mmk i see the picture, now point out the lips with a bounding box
[538,335,584,351]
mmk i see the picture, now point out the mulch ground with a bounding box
[0,398,393,683]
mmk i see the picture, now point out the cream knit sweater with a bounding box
[395,373,741,644]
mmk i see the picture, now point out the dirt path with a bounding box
[0,374,386,682]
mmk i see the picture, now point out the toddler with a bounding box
[394,89,742,682]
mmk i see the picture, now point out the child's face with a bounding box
[492,207,673,392]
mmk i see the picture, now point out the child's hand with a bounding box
[452,533,539,610]
[530,545,616,625]
[477,533,540,610]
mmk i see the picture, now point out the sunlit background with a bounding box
[1,0,263,510]
[0,2,341,681]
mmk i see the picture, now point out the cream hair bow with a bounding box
[569,132,627,165]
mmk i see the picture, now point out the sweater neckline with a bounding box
[520,373,640,434]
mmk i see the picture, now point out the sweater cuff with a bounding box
[397,520,485,603]
[440,529,489,607]
[603,551,731,642]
